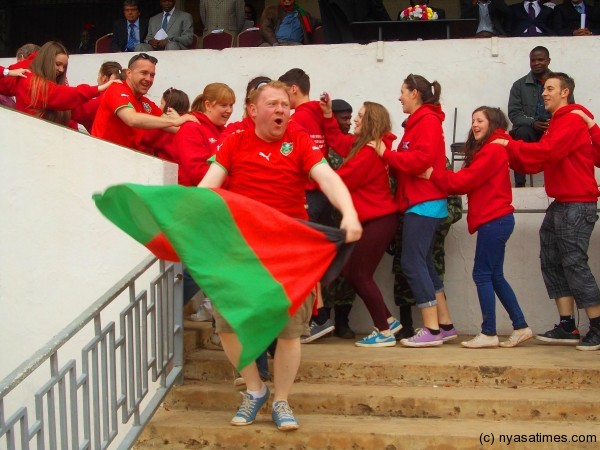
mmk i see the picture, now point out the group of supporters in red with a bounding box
[3,34,600,433]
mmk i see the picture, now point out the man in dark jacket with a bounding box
[460,0,509,37]
[260,0,320,46]
[111,0,149,52]
[318,0,390,44]
[552,0,600,36]
[509,0,556,36]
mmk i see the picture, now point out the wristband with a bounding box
[2,68,8,77]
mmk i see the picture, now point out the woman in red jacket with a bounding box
[423,106,532,348]
[374,74,456,348]
[173,83,235,186]
[321,98,401,347]
[15,41,114,126]
[138,87,190,161]
[72,61,124,133]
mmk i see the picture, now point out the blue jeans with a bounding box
[473,214,527,335]
[401,214,444,308]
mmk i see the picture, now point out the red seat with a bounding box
[201,31,234,50]
[237,28,261,47]
[95,33,113,53]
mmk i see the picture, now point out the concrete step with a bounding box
[134,408,599,450]
[165,381,599,423]
[184,337,600,389]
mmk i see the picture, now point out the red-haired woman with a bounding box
[14,41,115,127]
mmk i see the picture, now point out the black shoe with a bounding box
[535,324,580,345]
[395,327,415,341]
[576,327,600,351]
[334,326,356,339]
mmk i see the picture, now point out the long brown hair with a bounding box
[345,101,391,163]
[463,106,508,167]
[28,41,70,125]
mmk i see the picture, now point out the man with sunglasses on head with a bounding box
[92,53,197,151]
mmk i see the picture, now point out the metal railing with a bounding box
[0,256,183,450]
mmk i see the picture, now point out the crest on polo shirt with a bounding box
[280,142,293,156]
[142,102,152,113]
[401,141,410,150]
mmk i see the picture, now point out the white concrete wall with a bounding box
[1,36,599,345]
[0,108,178,379]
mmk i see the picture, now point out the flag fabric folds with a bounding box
[93,184,349,369]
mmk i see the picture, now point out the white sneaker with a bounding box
[461,333,499,348]
[499,327,533,348]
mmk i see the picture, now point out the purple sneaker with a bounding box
[400,327,443,347]
[440,326,458,342]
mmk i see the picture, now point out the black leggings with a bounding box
[343,213,399,331]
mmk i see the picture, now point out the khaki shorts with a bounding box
[213,292,314,339]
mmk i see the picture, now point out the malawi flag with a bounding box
[93,184,351,370]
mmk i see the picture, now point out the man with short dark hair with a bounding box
[495,72,600,351]
[111,0,149,52]
[507,45,551,187]
[92,53,196,150]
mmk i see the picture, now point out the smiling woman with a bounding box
[172,82,236,186]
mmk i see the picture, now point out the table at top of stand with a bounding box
[351,19,479,42]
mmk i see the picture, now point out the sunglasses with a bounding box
[128,52,158,67]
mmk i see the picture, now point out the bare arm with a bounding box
[198,163,227,188]
[116,107,197,130]
[310,163,362,243]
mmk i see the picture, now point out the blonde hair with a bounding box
[247,80,289,105]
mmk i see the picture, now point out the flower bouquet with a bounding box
[399,5,439,21]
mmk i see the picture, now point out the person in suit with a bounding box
[317,0,390,44]
[111,0,149,52]
[553,0,600,35]
[199,0,245,38]
[460,0,509,37]
[136,0,194,51]
[509,0,556,36]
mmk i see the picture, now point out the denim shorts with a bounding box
[539,201,600,308]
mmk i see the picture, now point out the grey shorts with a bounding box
[213,291,314,339]
[539,201,600,309]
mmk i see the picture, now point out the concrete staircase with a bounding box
[134,322,600,449]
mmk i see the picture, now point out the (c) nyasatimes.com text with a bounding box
[479,432,597,446]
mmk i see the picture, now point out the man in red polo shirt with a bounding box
[92,52,196,150]
[200,81,361,432]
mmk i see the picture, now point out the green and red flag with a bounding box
[93,184,350,370]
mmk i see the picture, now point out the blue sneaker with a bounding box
[355,329,396,347]
[230,387,270,426]
[272,401,299,431]
[388,318,403,335]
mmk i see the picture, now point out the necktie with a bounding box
[126,23,136,51]
[575,3,584,14]
[162,12,170,31]
[527,1,537,36]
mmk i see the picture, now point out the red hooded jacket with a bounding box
[430,129,514,234]
[173,111,225,186]
[506,104,599,203]
[382,103,448,213]
[323,115,397,222]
